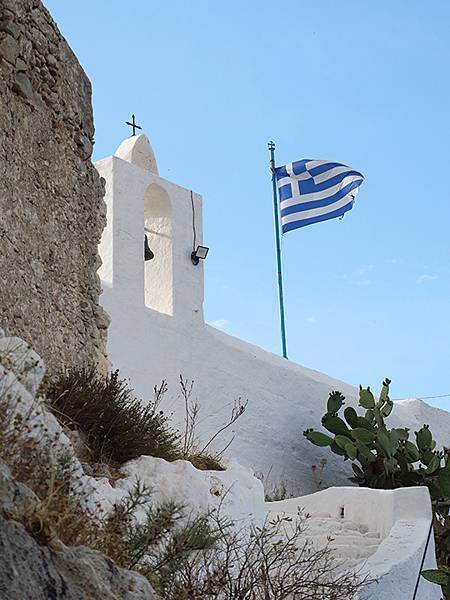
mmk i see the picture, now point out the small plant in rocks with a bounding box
[264,481,288,502]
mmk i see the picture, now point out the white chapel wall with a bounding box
[97,136,450,496]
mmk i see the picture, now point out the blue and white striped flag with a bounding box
[275,160,364,233]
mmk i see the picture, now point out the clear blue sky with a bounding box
[45,1,450,408]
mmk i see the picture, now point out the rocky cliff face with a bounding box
[0,0,108,375]
[0,460,157,600]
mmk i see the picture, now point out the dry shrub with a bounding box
[160,511,370,599]
[187,452,225,471]
[47,369,246,472]
[46,368,181,465]
[179,375,247,471]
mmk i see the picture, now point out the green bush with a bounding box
[46,368,181,464]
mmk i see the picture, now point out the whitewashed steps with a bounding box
[278,513,381,573]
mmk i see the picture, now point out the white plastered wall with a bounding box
[97,136,450,496]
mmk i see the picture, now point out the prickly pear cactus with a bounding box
[303,378,449,495]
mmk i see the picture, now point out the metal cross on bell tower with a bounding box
[125,114,142,136]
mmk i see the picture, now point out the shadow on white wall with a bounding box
[144,183,173,315]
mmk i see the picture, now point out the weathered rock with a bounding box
[0,460,38,520]
[0,515,157,599]
[0,21,20,39]
[0,0,108,376]
[0,335,45,395]
[12,70,34,100]
[0,32,19,63]
[14,56,27,71]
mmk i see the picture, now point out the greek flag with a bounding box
[275,160,364,233]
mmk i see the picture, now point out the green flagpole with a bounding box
[268,141,288,359]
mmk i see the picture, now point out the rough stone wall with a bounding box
[0,0,108,374]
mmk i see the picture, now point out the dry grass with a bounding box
[22,458,98,548]
[187,452,225,471]
[0,357,97,548]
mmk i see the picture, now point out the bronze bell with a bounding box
[144,234,154,261]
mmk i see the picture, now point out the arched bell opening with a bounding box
[143,183,173,315]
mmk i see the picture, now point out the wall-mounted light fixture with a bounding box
[191,245,209,265]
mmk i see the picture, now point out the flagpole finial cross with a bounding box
[125,114,142,136]
[268,140,276,174]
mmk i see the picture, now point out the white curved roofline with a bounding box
[114,134,158,174]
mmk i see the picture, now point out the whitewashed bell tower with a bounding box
[96,134,205,326]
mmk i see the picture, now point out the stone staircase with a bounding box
[301,512,381,571]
